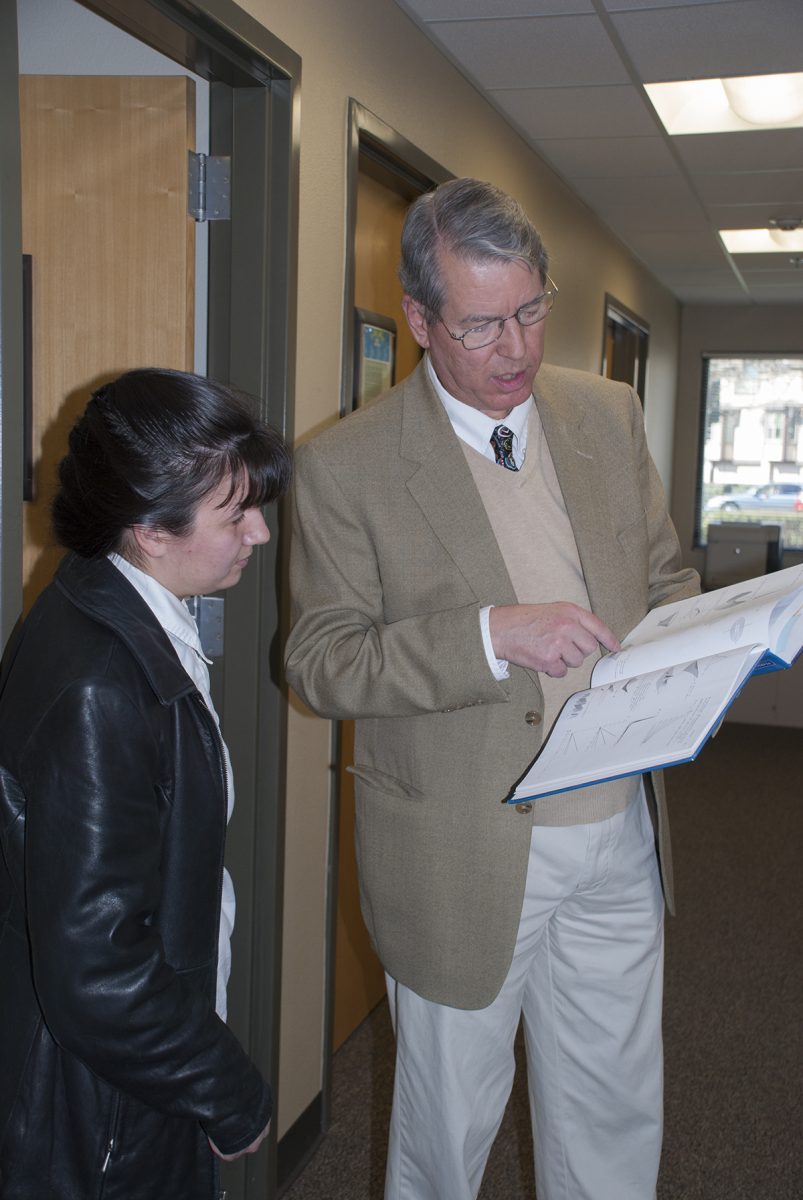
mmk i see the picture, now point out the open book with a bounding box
[507,563,803,804]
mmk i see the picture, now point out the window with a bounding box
[697,356,803,550]
[764,411,784,440]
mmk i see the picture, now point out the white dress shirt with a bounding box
[426,354,532,467]
[109,553,235,1021]
[426,355,534,680]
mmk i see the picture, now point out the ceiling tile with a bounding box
[574,188,711,240]
[673,288,750,303]
[609,0,803,82]
[746,282,803,301]
[597,199,709,236]
[570,172,700,211]
[731,253,803,271]
[694,170,803,206]
[536,135,679,178]
[399,0,595,18]
[430,15,629,89]
[623,231,728,268]
[492,84,657,140]
[602,0,736,9]
[653,268,744,289]
[707,202,803,229]
[740,266,803,283]
[672,129,803,174]
[654,271,747,302]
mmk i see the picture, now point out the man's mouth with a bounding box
[494,370,528,391]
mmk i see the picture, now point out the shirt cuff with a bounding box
[480,606,510,681]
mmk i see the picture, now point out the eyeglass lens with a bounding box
[462,290,555,349]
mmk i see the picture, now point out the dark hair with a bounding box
[399,178,549,321]
[52,368,292,559]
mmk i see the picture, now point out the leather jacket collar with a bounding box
[55,553,197,707]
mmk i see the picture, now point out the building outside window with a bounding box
[697,356,803,550]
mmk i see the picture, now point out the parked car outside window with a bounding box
[705,483,803,514]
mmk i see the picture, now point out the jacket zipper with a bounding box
[98,1092,121,1197]
[101,1139,114,1173]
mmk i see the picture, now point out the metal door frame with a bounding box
[0,1,24,648]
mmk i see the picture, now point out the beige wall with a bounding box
[233,0,684,1137]
[672,303,803,578]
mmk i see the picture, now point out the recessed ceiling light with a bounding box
[769,222,803,248]
[645,72,803,135]
[720,228,803,254]
[721,75,803,125]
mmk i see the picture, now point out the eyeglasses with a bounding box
[440,277,558,351]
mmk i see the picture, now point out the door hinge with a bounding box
[188,152,231,222]
[186,595,225,658]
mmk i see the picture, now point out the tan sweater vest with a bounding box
[464,406,638,826]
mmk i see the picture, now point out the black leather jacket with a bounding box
[0,554,272,1200]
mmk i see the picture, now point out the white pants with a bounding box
[384,789,664,1200]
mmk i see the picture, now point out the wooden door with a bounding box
[332,167,422,1051]
[19,75,195,609]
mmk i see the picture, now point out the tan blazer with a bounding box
[286,361,699,1009]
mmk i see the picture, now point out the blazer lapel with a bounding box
[535,372,621,621]
[399,364,519,608]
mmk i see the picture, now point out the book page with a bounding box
[511,644,764,802]
[766,588,803,665]
[593,564,803,687]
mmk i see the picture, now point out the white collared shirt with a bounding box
[109,553,235,1021]
[426,354,534,680]
[426,354,532,469]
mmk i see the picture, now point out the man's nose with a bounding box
[496,314,527,358]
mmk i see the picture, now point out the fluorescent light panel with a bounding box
[720,229,803,254]
[645,72,803,135]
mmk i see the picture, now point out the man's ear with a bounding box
[130,523,169,562]
[401,295,431,350]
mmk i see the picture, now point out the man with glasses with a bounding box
[286,178,698,1200]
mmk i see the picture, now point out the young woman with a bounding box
[0,369,291,1199]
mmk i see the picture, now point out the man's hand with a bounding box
[489,602,620,677]
[209,1121,270,1163]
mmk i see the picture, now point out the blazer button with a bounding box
[515,802,533,815]
[524,710,542,726]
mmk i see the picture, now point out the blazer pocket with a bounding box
[348,763,424,802]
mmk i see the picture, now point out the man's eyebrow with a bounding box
[458,310,500,326]
[457,293,544,326]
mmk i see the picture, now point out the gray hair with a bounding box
[399,178,549,320]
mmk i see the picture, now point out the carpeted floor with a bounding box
[284,722,803,1199]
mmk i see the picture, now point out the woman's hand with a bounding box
[209,1121,270,1162]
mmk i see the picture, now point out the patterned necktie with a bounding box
[490,424,518,472]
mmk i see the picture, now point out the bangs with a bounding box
[212,427,292,511]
